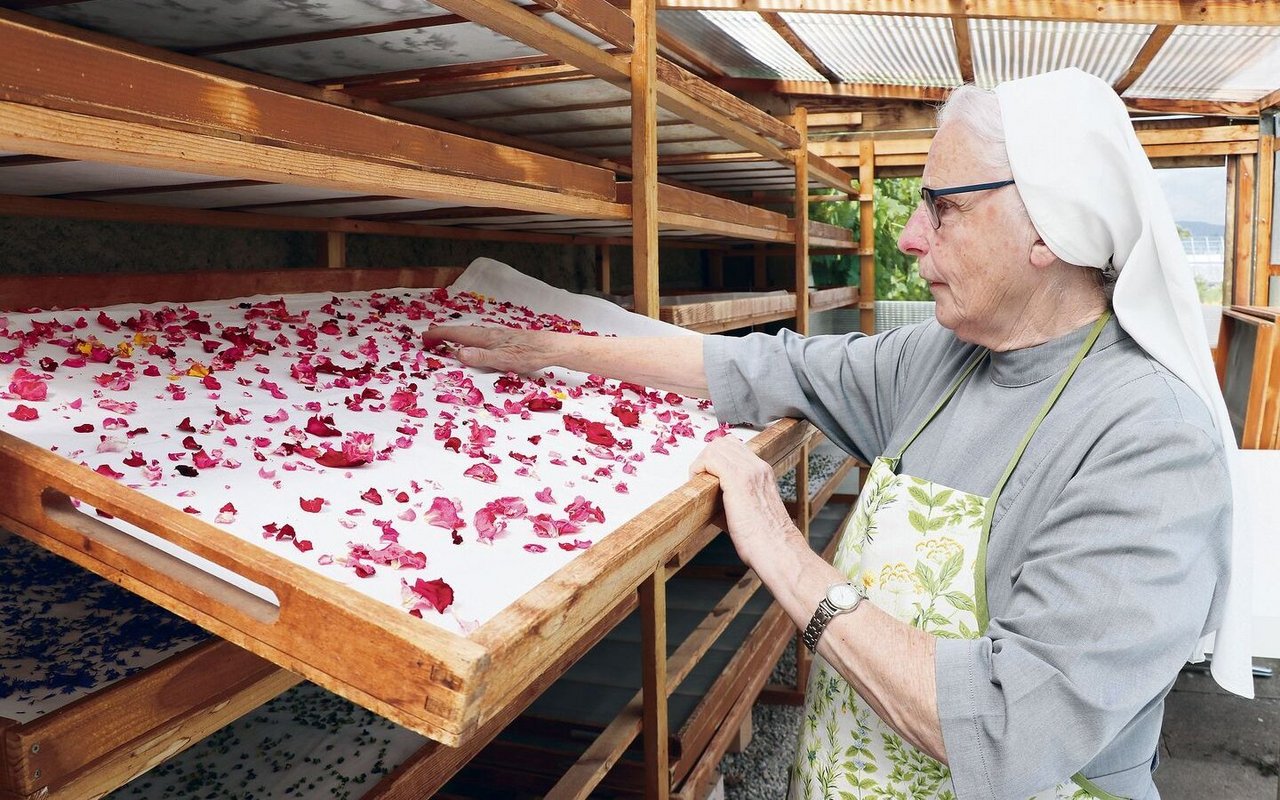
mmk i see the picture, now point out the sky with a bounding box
[1154,166,1227,227]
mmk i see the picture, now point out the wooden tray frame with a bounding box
[1217,307,1280,449]
[1,640,299,800]
[0,268,812,755]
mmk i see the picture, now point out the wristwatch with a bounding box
[802,581,864,653]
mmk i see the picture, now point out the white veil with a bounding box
[995,68,1255,697]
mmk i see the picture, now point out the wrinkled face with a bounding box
[898,122,1039,347]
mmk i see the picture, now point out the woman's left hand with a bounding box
[690,436,801,570]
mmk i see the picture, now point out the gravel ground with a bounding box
[719,642,803,799]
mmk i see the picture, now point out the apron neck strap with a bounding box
[982,310,1112,524]
[886,347,987,465]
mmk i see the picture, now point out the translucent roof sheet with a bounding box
[659,10,824,80]
[1127,26,1280,102]
[782,13,961,86]
[969,19,1152,87]
[31,0,454,50]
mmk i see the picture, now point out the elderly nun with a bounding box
[432,67,1252,799]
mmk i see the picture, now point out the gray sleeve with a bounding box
[702,325,928,463]
[935,418,1231,798]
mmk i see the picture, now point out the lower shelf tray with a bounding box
[0,529,297,800]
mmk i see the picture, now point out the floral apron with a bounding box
[791,313,1125,800]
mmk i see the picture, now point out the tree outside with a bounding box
[809,177,932,301]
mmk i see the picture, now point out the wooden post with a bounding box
[1225,155,1238,304]
[793,106,810,336]
[858,140,876,334]
[319,230,346,269]
[1232,153,1257,306]
[640,569,670,800]
[631,0,659,318]
[1257,113,1276,305]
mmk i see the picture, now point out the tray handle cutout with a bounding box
[41,487,280,625]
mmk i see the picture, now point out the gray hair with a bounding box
[935,85,1010,176]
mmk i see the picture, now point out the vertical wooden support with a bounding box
[631,0,659,318]
[319,230,346,269]
[858,140,876,334]
[793,106,810,336]
[753,245,767,290]
[640,569,670,800]
[1257,114,1276,306]
[1231,153,1257,306]
[598,244,612,295]
[1225,156,1238,304]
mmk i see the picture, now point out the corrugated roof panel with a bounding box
[30,0,454,50]
[658,10,823,80]
[218,24,542,82]
[1127,26,1280,102]
[970,19,1152,87]
[396,79,631,117]
[782,13,960,86]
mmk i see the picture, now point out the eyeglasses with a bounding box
[919,179,1015,229]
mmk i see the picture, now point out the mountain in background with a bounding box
[1177,220,1226,238]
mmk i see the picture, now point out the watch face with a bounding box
[828,583,861,610]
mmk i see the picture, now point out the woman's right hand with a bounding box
[426,325,561,375]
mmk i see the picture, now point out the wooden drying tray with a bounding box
[808,285,860,315]
[656,286,859,335]
[659,292,797,334]
[1,639,298,800]
[0,267,811,749]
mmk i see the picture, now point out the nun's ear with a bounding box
[1028,237,1059,269]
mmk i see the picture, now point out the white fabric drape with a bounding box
[995,67,1255,697]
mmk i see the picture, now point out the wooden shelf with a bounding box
[0,530,298,800]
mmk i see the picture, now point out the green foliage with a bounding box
[1195,273,1223,305]
[809,178,933,301]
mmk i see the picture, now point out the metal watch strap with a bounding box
[802,599,839,652]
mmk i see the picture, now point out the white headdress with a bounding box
[995,68,1255,697]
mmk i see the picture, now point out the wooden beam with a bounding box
[950,17,974,84]
[343,63,592,102]
[719,77,952,103]
[214,194,402,212]
[632,0,661,320]
[320,231,347,269]
[1123,96,1261,118]
[413,0,801,161]
[794,106,811,335]
[760,12,842,84]
[2,9,623,175]
[0,193,600,246]
[657,28,725,79]
[1113,25,1175,95]
[0,13,618,203]
[640,571,670,800]
[858,139,876,334]
[1260,86,1280,112]
[1256,124,1275,303]
[649,0,1280,24]
[1232,153,1258,305]
[523,0,635,51]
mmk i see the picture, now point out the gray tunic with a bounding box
[704,317,1231,800]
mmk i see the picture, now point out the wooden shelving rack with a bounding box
[0,1,865,797]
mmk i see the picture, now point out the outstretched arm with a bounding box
[427,324,710,399]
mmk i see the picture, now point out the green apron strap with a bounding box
[974,310,1112,628]
[886,347,988,465]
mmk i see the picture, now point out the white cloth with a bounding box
[995,67,1255,697]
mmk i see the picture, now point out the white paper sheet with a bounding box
[0,259,742,635]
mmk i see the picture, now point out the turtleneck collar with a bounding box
[986,314,1125,388]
